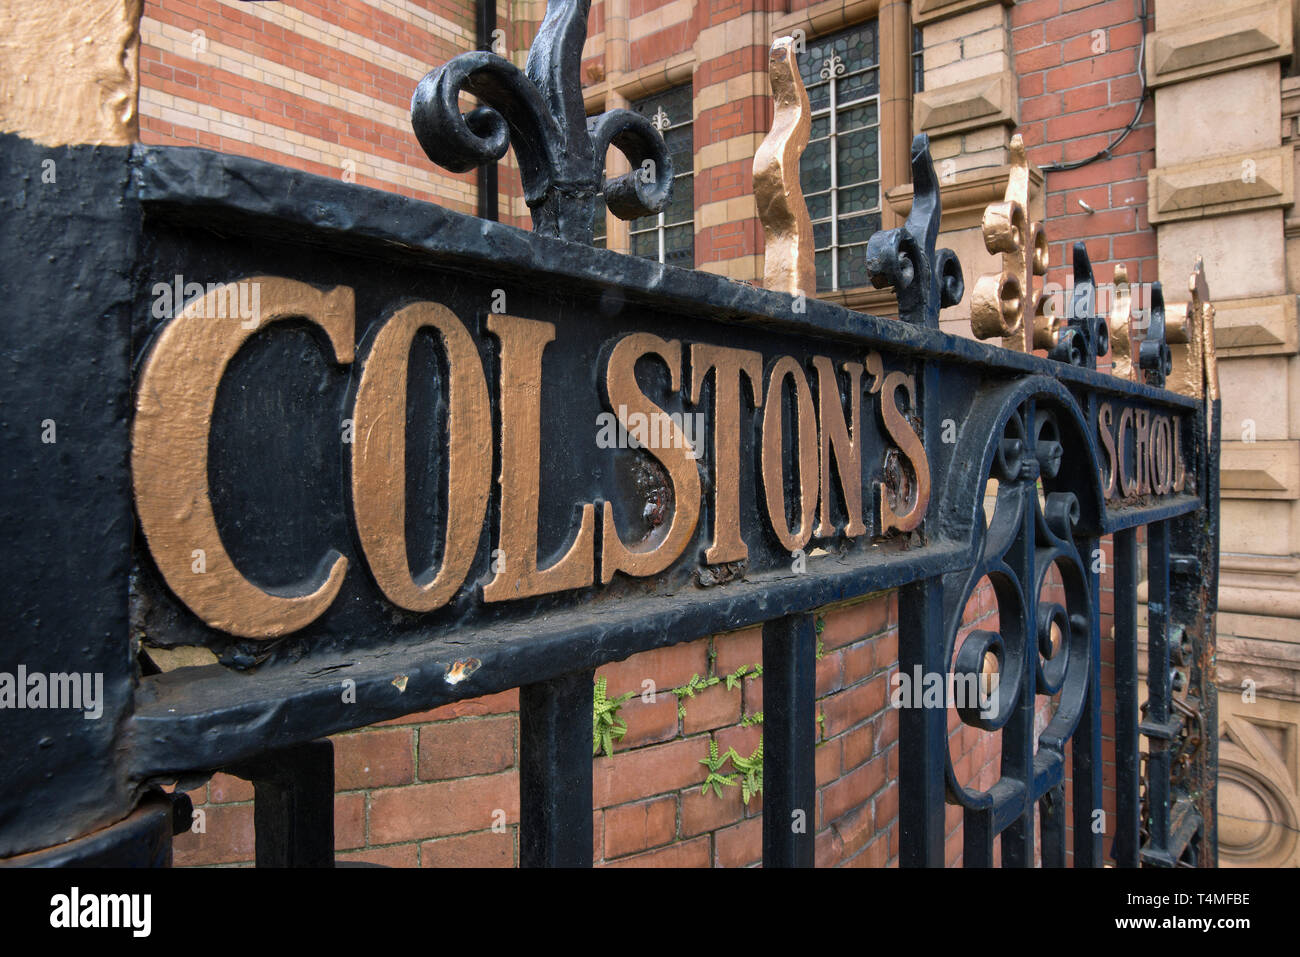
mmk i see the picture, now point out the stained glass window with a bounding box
[628,85,694,268]
[799,21,881,293]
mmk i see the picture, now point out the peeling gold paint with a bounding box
[0,0,141,146]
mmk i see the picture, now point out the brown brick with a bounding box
[338,844,419,868]
[714,815,761,868]
[618,691,680,748]
[815,737,842,787]
[368,771,520,843]
[208,772,253,804]
[597,639,710,698]
[822,758,887,826]
[334,727,414,790]
[594,737,707,807]
[174,803,255,867]
[604,795,678,859]
[842,641,875,686]
[816,826,844,867]
[833,800,875,858]
[601,835,710,868]
[713,625,762,675]
[816,648,844,696]
[681,781,745,836]
[378,689,520,726]
[822,673,889,737]
[821,594,891,650]
[418,715,515,781]
[420,830,514,867]
[682,681,741,735]
[335,792,366,850]
[843,722,875,770]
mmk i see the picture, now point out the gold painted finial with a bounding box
[970,134,1050,352]
[1108,263,1135,379]
[754,36,815,298]
[1165,258,1217,401]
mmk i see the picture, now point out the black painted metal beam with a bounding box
[519,669,593,867]
[761,613,816,867]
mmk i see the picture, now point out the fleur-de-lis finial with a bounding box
[970,134,1049,351]
[410,0,672,244]
[1037,242,1109,369]
[864,133,964,326]
[650,106,671,132]
[1139,281,1172,388]
[754,36,815,298]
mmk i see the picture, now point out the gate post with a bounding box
[0,1,150,860]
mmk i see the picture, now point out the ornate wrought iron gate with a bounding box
[0,0,1217,867]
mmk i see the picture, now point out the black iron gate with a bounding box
[0,0,1217,867]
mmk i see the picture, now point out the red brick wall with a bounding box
[176,593,900,867]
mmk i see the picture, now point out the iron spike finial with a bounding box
[1041,242,1109,370]
[1139,280,1172,388]
[754,36,816,298]
[410,0,672,244]
[864,133,964,326]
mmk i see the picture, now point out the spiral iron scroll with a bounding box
[410,0,672,244]
[940,392,1097,863]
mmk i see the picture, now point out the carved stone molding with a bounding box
[1217,714,1300,867]
[1146,0,1293,89]
[1214,293,1298,356]
[884,158,1044,231]
[912,0,1013,27]
[1147,147,1294,224]
[913,72,1017,140]
[1221,440,1300,498]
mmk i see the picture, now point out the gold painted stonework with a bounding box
[0,0,142,146]
[970,134,1050,353]
[753,36,815,298]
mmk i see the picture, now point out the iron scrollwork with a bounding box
[1044,242,1110,370]
[410,0,672,244]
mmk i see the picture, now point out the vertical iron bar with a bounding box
[1001,446,1038,867]
[1113,527,1140,867]
[235,739,336,868]
[762,612,817,867]
[1070,534,1104,866]
[898,577,946,866]
[962,809,994,868]
[475,0,498,222]
[1039,785,1066,868]
[1146,519,1173,860]
[520,668,594,867]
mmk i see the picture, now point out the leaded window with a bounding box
[628,85,694,268]
[799,21,881,293]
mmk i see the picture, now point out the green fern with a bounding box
[593,676,634,758]
[740,710,764,728]
[699,738,737,798]
[729,737,764,805]
[725,664,749,690]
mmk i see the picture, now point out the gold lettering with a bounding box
[761,356,819,552]
[812,356,866,538]
[600,334,701,582]
[877,371,931,534]
[1117,407,1136,497]
[352,302,491,611]
[1173,416,1187,492]
[131,277,353,638]
[689,344,764,564]
[483,314,595,601]
[1098,402,1117,499]
[1134,409,1150,495]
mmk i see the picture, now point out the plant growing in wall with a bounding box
[593,676,634,758]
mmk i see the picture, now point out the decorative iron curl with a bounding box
[865,134,964,326]
[1139,281,1173,388]
[1044,242,1109,370]
[410,0,672,244]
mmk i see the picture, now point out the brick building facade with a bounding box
[133,0,1300,866]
